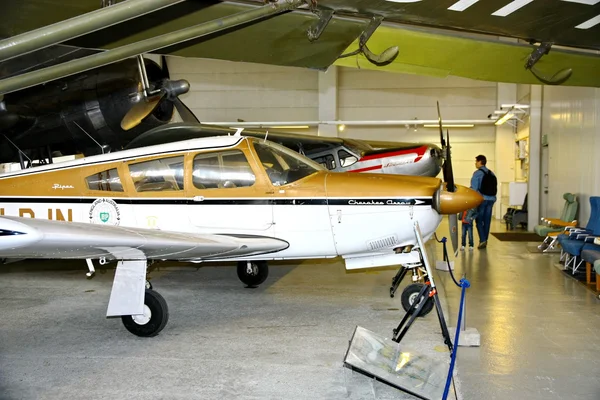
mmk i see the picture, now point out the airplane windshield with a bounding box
[252,140,324,186]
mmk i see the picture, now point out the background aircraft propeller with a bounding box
[437,102,459,255]
[121,56,198,131]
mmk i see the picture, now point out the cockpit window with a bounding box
[128,156,184,192]
[312,154,336,170]
[192,150,255,189]
[338,149,359,167]
[86,168,123,192]
[253,140,323,186]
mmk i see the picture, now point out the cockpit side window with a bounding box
[86,168,123,192]
[192,150,255,190]
[253,141,321,186]
[338,149,359,168]
[128,155,185,192]
[312,154,336,170]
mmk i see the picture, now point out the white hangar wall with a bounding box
[541,86,600,224]
[168,56,497,189]
[167,57,319,123]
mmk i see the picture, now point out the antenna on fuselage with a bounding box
[263,130,269,143]
[2,134,32,166]
[233,128,244,136]
[73,121,105,154]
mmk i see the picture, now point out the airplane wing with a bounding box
[334,25,600,88]
[125,122,348,154]
[0,216,289,261]
[2,0,599,87]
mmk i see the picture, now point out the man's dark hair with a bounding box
[476,155,487,165]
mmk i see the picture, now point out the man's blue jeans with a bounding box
[476,200,495,243]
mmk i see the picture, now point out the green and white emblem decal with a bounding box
[89,198,121,225]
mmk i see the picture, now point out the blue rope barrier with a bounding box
[442,278,470,400]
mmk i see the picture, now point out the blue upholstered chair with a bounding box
[581,243,600,289]
[558,197,600,273]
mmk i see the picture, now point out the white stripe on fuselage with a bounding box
[0,196,441,261]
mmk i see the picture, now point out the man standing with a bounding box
[470,155,497,249]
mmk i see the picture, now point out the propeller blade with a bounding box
[120,93,164,131]
[161,55,170,78]
[448,213,459,257]
[173,97,199,124]
[437,101,445,149]
[445,130,455,193]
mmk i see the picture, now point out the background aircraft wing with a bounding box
[2,1,599,87]
[125,122,347,154]
[0,216,289,261]
[334,25,600,88]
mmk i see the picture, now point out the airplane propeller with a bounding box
[437,102,459,256]
[121,56,199,131]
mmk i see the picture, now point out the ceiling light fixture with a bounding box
[423,124,474,128]
[501,103,530,109]
[494,111,515,126]
[270,125,310,129]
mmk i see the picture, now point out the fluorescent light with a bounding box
[494,111,515,126]
[423,124,474,128]
[562,0,600,5]
[492,0,534,17]
[269,125,310,129]
[448,0,479,11]
[576,14,600,29]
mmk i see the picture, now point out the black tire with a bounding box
[121,289,169,337]
[401,283,434,317]
[237,261,268,287]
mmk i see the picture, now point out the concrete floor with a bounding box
[0,220,599,399]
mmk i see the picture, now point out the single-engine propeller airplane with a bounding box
[0,128,481,337]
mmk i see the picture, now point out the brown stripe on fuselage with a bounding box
[0,137,441,200]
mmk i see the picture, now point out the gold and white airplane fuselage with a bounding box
[0,136,479,266]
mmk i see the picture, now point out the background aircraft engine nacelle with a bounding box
[0,59,174,162]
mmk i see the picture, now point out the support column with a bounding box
[495,83,517,219]
[528,85,542,230]
[318,66,338,137]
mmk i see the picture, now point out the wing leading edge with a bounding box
[0,216,289,261]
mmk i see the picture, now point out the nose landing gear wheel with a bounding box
[121,289,169,337]
[401,283,434,317]
[237,261,268,288]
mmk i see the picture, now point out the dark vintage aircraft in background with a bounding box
[0,56,200,165]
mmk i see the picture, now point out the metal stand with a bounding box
[392,222,453,352]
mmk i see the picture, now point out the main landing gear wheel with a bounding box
[121,289,169,337]
[401,283,434,317]
[237,261,268,288]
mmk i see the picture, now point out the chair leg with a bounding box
[573,257,583,274]
[587,262,592,284]
[546,237,558,252]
